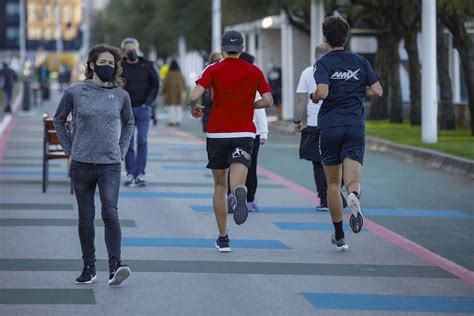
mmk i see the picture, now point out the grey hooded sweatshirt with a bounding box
[53,79,135,164]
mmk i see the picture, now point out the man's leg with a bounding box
[343,158,361,196]
[212,169,229,237]
[135,107,151,183]
[229,162,249,225]
[323,164,343,223]
[343,157,364,233]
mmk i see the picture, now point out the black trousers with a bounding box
[70,161,122,271]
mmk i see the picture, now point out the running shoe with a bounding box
[233,187,248,225]
[215,235,231,252]
[331,234,349,251]
[227,192,235,214]
[315,204,329,212]
[247,201,259,212]
[347,192,364,233]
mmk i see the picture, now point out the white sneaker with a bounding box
[347,192,364,233]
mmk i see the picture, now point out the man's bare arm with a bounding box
[254,92,273,109]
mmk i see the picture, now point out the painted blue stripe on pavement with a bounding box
[147,152,162,157]
[190,205,314,214]
[122,237,290,249]
[363,208,470,218]
[116,192,212,199]
[302,293,474,313]
[274,222,367,232]
[0,171,67,176]
[161,166,206,170]
[190,206,470,217]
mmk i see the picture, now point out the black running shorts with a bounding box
[206,137,254,169]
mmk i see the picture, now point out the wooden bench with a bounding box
[42,113,73,194]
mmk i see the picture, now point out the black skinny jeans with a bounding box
[70,160,122,270]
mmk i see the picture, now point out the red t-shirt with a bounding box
[196,58,271,138]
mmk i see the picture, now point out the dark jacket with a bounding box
[120,57,160,107]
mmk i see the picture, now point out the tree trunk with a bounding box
[370,32,390,120]
[458,47,474,135]
[437,23,456,130]
[404,33,422,125]
[388,33,403,123]
[440,12,474,135]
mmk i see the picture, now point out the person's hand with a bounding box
[67,156,72,175]
[190,104,204,119]
[294,122,303,133]
[260,138,267,145]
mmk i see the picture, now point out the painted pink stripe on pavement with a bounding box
[167,125,474,286]
[0,115,18,164]
[258,165,474,286]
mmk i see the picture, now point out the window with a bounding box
[6,27,20,41]
[6,3,20,16]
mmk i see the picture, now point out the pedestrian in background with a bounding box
[120,37,160,187]
[37,62,50,102]
[201,52,223,132]
[294,44,330,212]
[0,61,17,113]
[227,52,269,213]
[163,60,185,126]
[53,44,135,285]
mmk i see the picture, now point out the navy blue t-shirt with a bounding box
[313,50,378,128]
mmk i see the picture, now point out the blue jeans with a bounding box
[70,161,122,270]
[125,106,151,176]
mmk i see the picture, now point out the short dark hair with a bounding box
[238,52,255,65]
[322,16,350,48]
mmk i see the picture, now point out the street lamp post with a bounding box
[212,0,221,53]
[421,0,437,143]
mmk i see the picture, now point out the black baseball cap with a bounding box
[221,30,244,53]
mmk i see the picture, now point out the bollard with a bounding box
[22,80,30,111]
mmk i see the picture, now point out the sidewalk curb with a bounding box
[270,121,474,180]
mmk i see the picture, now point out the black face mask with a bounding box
[127,50,138,62]
[94,64,115,82]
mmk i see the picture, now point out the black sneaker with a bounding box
[108,262,131,286]
[233,187,248,225]
[315,204,329,212]
[215,235,231,253]
[75,265,96,284]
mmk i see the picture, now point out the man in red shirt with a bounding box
[188,30,273,252]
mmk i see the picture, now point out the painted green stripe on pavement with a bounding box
[0,219,136,227]
[0,259,455,278]
[0,289,96,305]
[0,203,74,210]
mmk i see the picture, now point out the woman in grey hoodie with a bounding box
[54,44,135,286]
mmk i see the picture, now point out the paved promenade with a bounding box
[0,91,473,315]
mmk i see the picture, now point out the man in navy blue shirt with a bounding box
[312,16,383,251]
